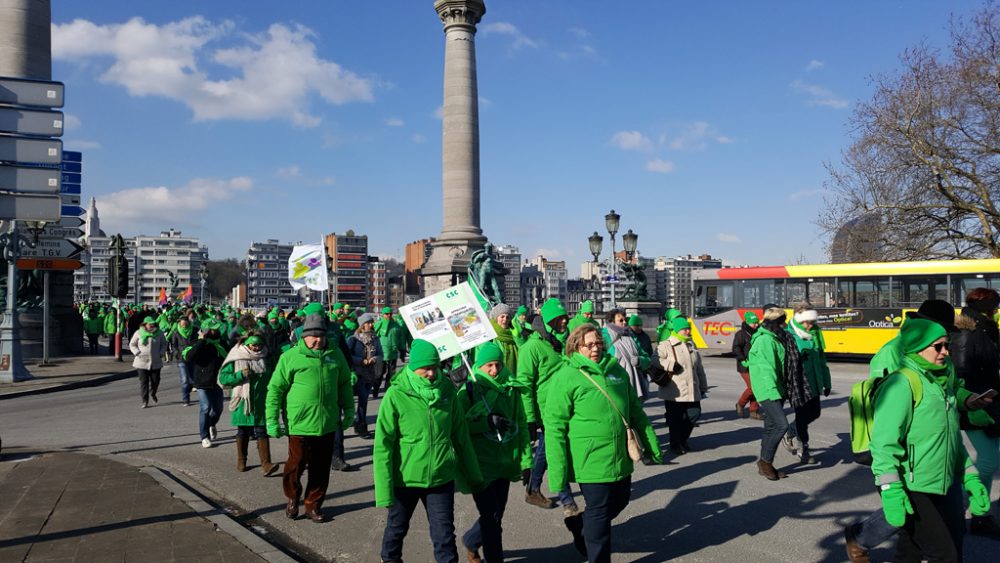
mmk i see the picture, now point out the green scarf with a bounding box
[674,332,691,343]
[492,321,515,346]
[204,337,228,358]
[138,326,158,345]
[170,323,194,341]
[406,368,443,406]
[906,352,950,387]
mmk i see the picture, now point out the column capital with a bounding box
[434,0,486,30]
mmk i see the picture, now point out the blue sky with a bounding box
[50,0,985,273]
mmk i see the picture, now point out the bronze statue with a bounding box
[467,242,506,306]
[619,261,650,301]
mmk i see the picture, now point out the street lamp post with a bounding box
[0,221,37,382]
[587,209,629,310]
[199,262,208,304]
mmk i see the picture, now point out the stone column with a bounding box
[422,0,488,296]
[0,0,52,81]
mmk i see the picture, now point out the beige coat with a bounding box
[655,336,708,403]
[129,330,167,370]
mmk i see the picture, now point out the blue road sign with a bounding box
[60,161,81,173]
[60,172,81,184]
[61,204,84,217]
[62,151,81,162]
[60,182,81,195]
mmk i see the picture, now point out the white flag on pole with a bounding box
[288,244,328,291]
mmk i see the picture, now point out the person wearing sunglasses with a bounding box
[869,318,990,562]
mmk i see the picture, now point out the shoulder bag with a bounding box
[578,369,644,461]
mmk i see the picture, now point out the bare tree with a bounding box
[820,5,1000,261]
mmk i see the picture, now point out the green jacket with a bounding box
[456,367,532,491]
[516,331,565,424]
[83,311,103,335]
[869,336,903,380]
[375,316,406,362]
[747,327,786,402]
[511,318,531,347]
[788,321,831,396]
[218,353,271,428]
[265,340,354,437]
[543,353,662,491]
[373,368,484,507]
[103,310,124,336]
[871,355,974,495]
[567,314,598,335]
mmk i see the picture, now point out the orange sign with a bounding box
[16,258,83,270]
[702,321,737,336]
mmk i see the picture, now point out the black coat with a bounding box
[184,339,226,390]
[952,308,1000,431]
[732,323,756,373]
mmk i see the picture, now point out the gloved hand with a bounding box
[267,425,284,439]
[528,423,539,443]
[879,481,913,527]
[965,472,991,516]
[968,409,996,428]
[824,388,831,397]
[488,414,511,434]
[340,417,353,431]
[521,468,531,486]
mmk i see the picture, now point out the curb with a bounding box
[0,369,136,400]
[143,466,299,563]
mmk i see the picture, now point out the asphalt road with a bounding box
[1,355,996,562]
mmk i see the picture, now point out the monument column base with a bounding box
[618,300,663,331]
[420,238,487,297]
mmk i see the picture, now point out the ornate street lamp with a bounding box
[604,209,620,238]
[622,229,638,261]
[588,231,603,262]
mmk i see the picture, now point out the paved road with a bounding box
[1,356,995,562]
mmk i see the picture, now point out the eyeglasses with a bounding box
[581,341,603,350]
[933,342,949,353]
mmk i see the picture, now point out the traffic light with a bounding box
[108,255,129,298]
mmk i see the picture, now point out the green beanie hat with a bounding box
[474,342,504,369]
[408,339,440,370]
[627,314,643,327]
[381,306,392,314]
[670,316,691,332]
[333,302,344,310]
[268,310,279,321]
[516,305,528,317]
[744,311,759,325]
[142,316,156,324]
[580,300,595,314]
[201,319,222,332]
[541,299,567,324]
[665,308,683,321]
[302,303,324,317]
[245,335,264,346]
[900,318,947,355]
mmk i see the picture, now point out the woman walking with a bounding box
[747,306,794,480]
[129,316,167,408]
[732,311,761,420]
[347,313,383,439]
[655,317,708,455]
[545,324,662,563]
[786,306,831,464]
[457,342,531,563]
[218,335,278,476]
[604,309,649,401]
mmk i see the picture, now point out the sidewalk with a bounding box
[0,450,277,563]
[0,354,136,399]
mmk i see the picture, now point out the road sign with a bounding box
[0,106,64,137]
[59,216,84,228]
[604,275,620,283]
[60,182,80,195]
[16,258,81,271]
[19,237,85,260]
[62,150,81,162]
[0,193,61,221]
[40,226,82,238]
[60,161,81,173]
[61,204,84,217]
[0,77,64,108]
[0,164,60,194]
[0,136,61,164]
[59,171,80,184]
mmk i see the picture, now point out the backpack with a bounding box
[849,367,923,465]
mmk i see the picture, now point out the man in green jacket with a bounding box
[518,298,577,514]
[511,305,532,347]
[266,314,354,523]
[374,339,484,563]
[374,306,406,398]
[567,300,599,334]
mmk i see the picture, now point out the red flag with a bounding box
[182,284,193,304]
[158,288,167,306]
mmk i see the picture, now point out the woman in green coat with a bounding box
[747,306,792,481]
[786,306,831,464]
[457,342,531,563]
[544,324,662,563]
[218,335,278,476]
[374,339,484,563]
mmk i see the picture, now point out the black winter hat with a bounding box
[906,299,956,332]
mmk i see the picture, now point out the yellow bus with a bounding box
[689,258,1000,355]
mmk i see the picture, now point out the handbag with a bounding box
[649,342,682,386]
[578,369,644,462]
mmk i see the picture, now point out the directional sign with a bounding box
[60,161,81,173]
[40,226,83,238]
[60,182,80,195]
[61,204,84,217]
[0,136,62,164]
[62,151,81,162]
[19,237,85,260]
[0,164,60,194]
[16,258,82,271]
[59,216,84,228]
[60,194,80,206]
[0,77,64,108]
[0,106,64,137]
[0,193,61,221]
[60,171,80,184]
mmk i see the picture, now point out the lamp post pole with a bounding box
[199,262,208,304]
[605,210,620,310]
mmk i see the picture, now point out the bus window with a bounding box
[899,276,947,307]
[696,282,734,316]
[846,279,891,307]
[740,280,778,308]
[806,279,834,307]
[784,281,807,307]
[953,275,1000,305]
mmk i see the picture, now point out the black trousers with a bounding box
[464,478,511,562]
[793,396,821,445]
[579,477,632,563]
[894,487,964,563]
[137,369,161,403]
[664,400,700,448]
[86,332,99,354]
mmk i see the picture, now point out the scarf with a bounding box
[906,353,951,388]
[170,323,194,341]
[222,344,268,416]
[355,330,376,357]
[789,318,812,341]
[138,326,158,346]
[406,368,443,406]
[766,321,811,408]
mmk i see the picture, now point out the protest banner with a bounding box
[399,281,496,360]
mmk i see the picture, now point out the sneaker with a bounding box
[182,401,191,407]
[330,458,357,472]
[151,393,158,403]
[844,523,871,563]
[562,502,581,518]
[782,434,798,455]
[735,403,744,418]
[140,402,148,409]
[209,426,218,440]
[799,444,817,465]
[970,515,1000,538]
[201,438,212,448]
[525,490,557,509]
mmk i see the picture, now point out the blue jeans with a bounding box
[580,477,632,563]
[758,399,790,463]
[354,379,372,428]
[236,426,266,439]
[178,362,192,403]
[381,481,458,563]
[528,432,574,505]
[463,478,510,562]
[197,387,224,440]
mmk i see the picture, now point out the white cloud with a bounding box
[100,176,253,227]
[805,59,825,71]
[646,158,675,174]
[412,133,427,144]
[52,17,374,126]
[532,248,561,259]
[65,139,101,150]
[321,176,335,186]
[791,79,848,109]
[662,121,733,150]
[63,113,82,131]
[276,165,302,178]
[568,27,591,39]
[384,117,405,127]
[716,233,742,243]
[610,131,653,152]
[481,22,539,50]
[788,188,825,201]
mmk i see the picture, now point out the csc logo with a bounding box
[446,290,459,298]
[702,322,736,336]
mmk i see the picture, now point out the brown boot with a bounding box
[257,437,279,476]
[756,459,786,481]
[235,434,249,472]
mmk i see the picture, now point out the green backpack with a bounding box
[849,367,923,465]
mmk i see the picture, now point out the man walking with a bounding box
[183,319,227,448]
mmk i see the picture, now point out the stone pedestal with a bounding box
[618,300,662,331]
